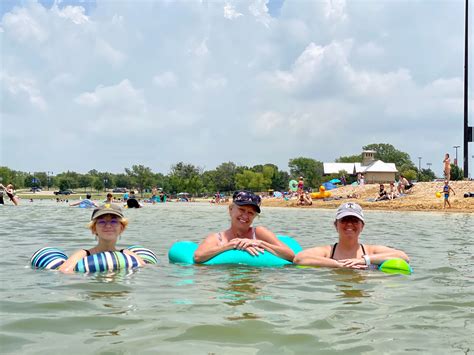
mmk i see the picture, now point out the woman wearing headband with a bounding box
[193,190,295,263]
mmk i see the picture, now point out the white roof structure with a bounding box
[323,163,356,174]
[363,160,398,173]
[323,160,398,175]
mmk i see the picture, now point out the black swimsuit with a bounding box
[83,249,91,256]
[330,243,366,259]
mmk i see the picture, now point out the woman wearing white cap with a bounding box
[194,190,295,263]
[294,202,409,269]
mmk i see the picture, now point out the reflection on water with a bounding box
[217,268,263,306]
[331,269,372,301]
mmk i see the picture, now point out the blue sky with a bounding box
[1,0,472,177]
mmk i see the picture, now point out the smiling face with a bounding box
[334,216,364,240]
[91,214,125,241]
[229,203,258,229]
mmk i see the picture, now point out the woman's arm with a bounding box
[193,234,235,263]
[364,245,410,265]
[254,227,295,261]
[58,249,88,273]
[293,246,342,267]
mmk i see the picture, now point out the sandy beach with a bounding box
[262,181,474,213]
[17,181,473,212]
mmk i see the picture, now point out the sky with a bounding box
[1,0,473,177]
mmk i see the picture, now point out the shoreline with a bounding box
[14,181,474,213]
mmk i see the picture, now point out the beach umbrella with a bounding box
[323,182,337,190]
[329,178,341,184]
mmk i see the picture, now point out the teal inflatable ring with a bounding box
[30,245,158,273]
[168,235,302,267]
[288,180,298,192]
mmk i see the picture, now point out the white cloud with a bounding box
[53,4,88,25]
[0,0,467,176]
[324,0,347,22]
[223,3,243,20]
[1,72,47,111]
[153,71,178,88]
[95,38,126,66]
[2,5,48,42]
[75,79,145,111]
[249,0,272,27]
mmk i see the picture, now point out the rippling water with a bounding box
[1,201,473,354]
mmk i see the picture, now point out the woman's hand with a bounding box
[227,238,264,256]
[338,258,368,269]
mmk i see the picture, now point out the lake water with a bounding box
[1,201,473,354]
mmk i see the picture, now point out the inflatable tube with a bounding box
[30,246,158,272]
[288,180,298,192]
[297,258,413,275]
[168,235,302,267]
[378,258,413,275]
[30,247,68,270]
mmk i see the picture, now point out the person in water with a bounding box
[0,183,19,205]
[193,190,295,263]
[69,193,98,208]
[293,202,409,269]
[59,204,145,273]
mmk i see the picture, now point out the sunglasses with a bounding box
[339,216,362,224]
[232,190,261,205]
[96,219,120,227]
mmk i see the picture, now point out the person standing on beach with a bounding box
[442,180,455,209]
[443,153,451,181]
[297,177,304,195]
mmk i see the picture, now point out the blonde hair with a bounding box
[88,216,129,235]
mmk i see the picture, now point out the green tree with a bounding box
[419,168,436,182]
[235,170,270,192]
[401,169,418,181]
[363,143,416,170]
[288,157,323,188]
[214,162,238,192]
[115,173,131,189]
[450,164,464,181]
[57,177,74,191]
[78,175,93,192]
[170,162,201,179]
[92,177,104,192]
[125,165,154,195]
[336,154,362,163]
[201,170,218,193]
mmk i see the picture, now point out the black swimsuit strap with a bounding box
[331,243,366,259]
[83,249,91,256]
[330,243,338,259]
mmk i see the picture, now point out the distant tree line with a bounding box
[0,144,460,195]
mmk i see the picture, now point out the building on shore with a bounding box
[323,150,398,183]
